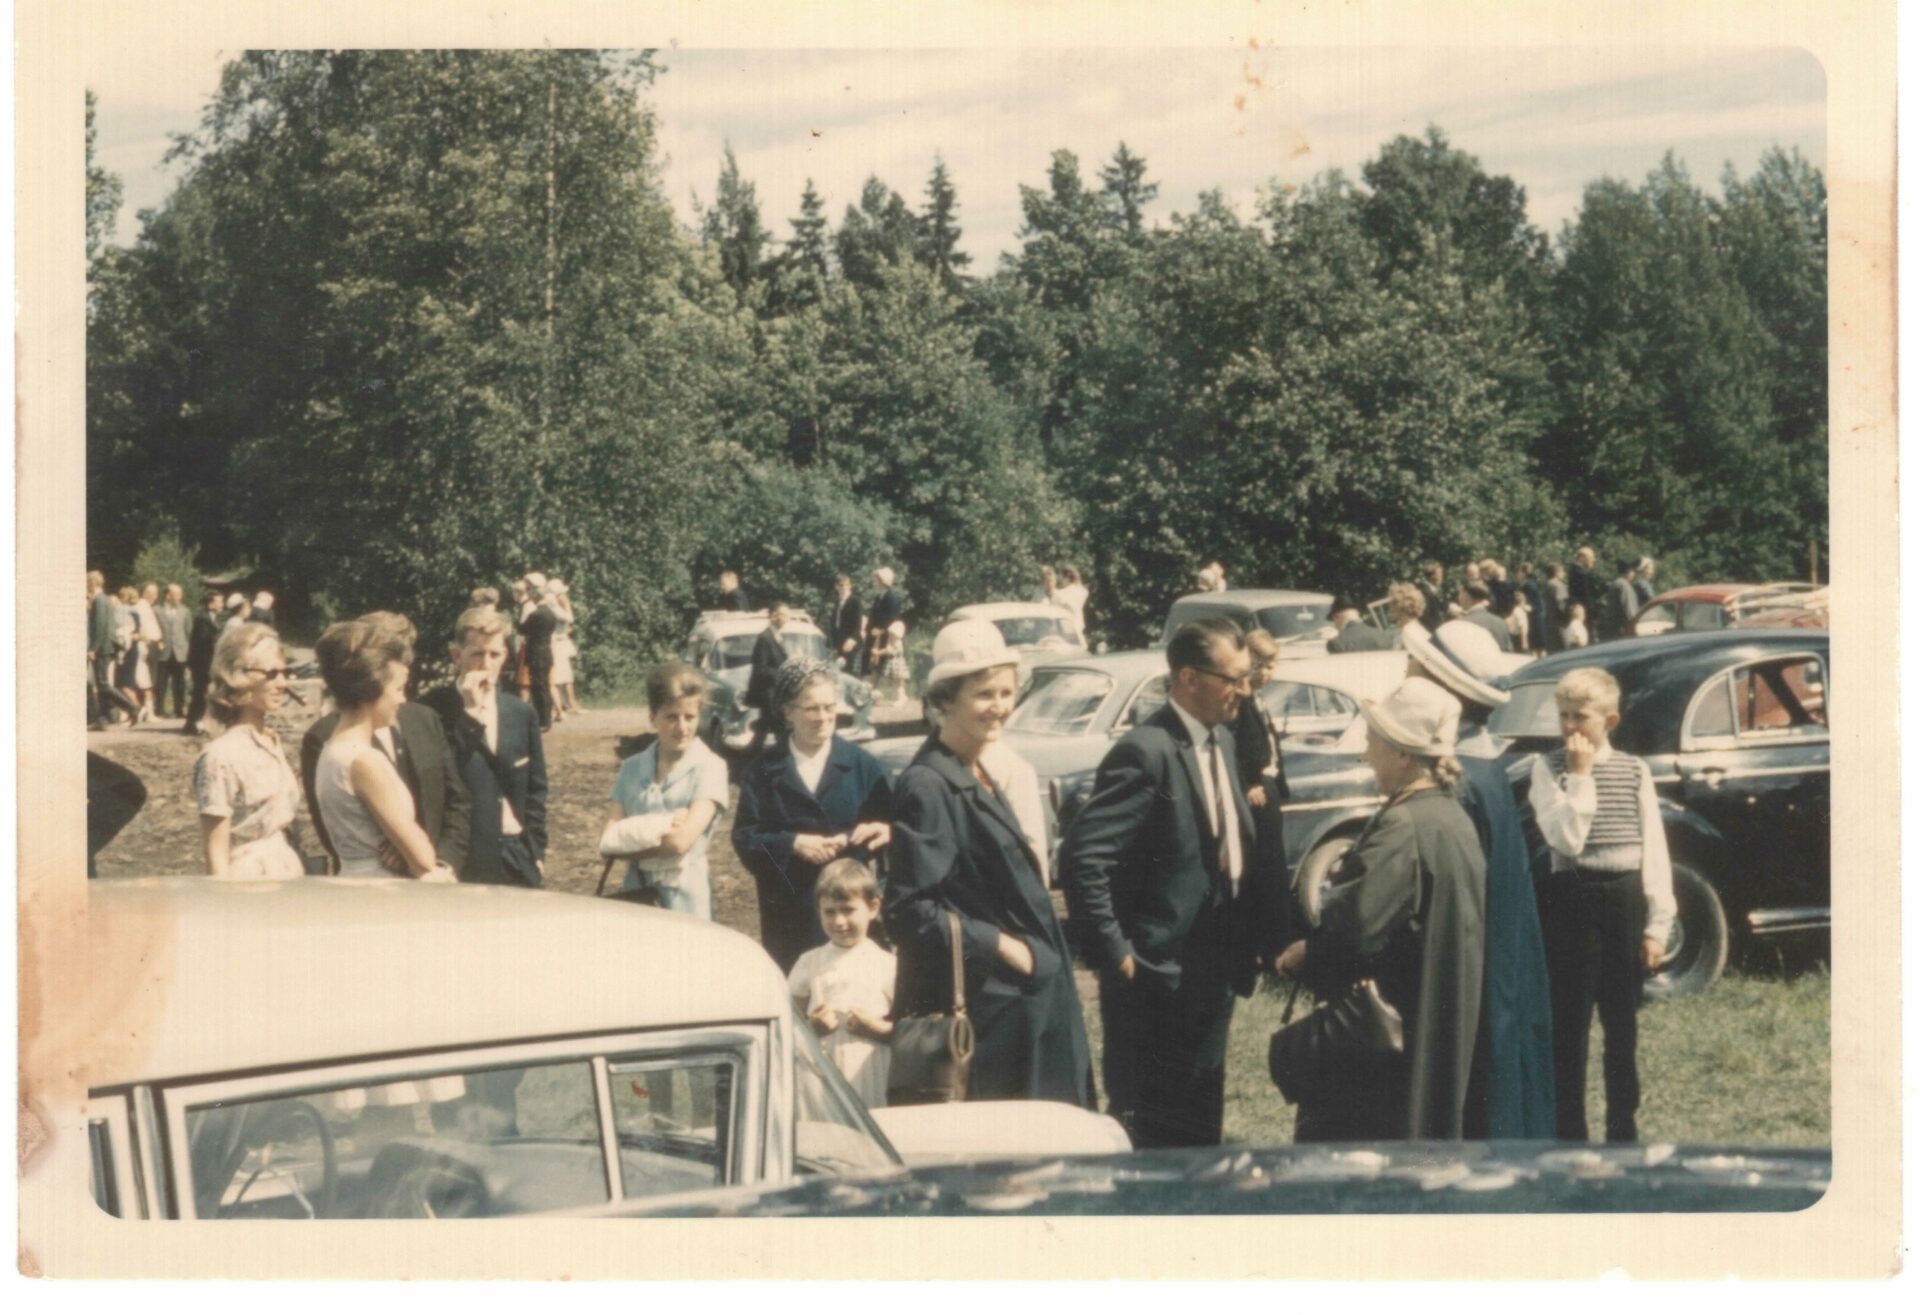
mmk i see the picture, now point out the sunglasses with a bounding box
[244,667,296,680]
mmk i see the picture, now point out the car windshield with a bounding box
[714,629,829,669]
[1488,681,1562,740]
[1006,669,1115,736]
[992,615,1069,647]
[1255,604,1328,640]
[1681,601,1730,630]
[790,1011,900,1175]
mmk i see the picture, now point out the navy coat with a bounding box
[1456,756,1557,1138]
[887,735,1093,1107]
[732,734,894,973]
[418,686,549,886]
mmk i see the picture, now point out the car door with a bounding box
[1673,650,1831,913]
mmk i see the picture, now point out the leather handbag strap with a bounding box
[946,909,968,1018]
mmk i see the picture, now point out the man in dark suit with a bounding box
[183,589,224,735]
[744,603,792,758]
[1417,562,1449,632]
[718,570,751,613]
[865,566,903,672]
[517,573,558,730]
[829,574,864,672]
[1060,617,1284,1148]
[418,607,548,886]
[1325,597,1396,653]
[300,613,472,876]
[1454,581,1514,652]
[1567,546,1598,620]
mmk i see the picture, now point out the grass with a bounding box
[1077,962,1830,1147]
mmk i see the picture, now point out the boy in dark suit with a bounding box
[1060,617,1285,1147]
[419,606,548,886]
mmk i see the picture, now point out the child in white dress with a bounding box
[786,859,895,1107]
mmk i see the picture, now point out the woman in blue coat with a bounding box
[885,621,1093,1108]
[732,659,895,974]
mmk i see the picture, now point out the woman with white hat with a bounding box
[1275,676,1487,1141]
[1399,621,1557,1139]
[885,619,1094,1107]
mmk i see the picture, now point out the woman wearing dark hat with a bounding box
[886,620,1093,1107]
[732,657,895,974]
[1400,620,1556,1138]
[1276,677,1486,1140]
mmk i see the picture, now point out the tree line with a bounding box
[86,51,1827,690]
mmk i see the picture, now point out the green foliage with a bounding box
[127,529,202,599]
[85,90,122,270]
[690,465,899,624]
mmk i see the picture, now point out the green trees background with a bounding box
[87,53,1828,679]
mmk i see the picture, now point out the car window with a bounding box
[1685,675,1737,742]
[791,1014,899,1176]
[994,616,1069,647]
[1262,681,1321,724]
[1006,669,1114,736]
[1119,675,1169,730]
[1634,602,1676,635]
[1734,657,1827,740]
[607,1052,742,1200]
[89,1118,120,1217]
[1313,686,1359,719]
[1256,604,1327,639]
[1487,682,1561,740]
[1681,601,1729,630]
[179,1058,607,1220]
[716,635,756,668]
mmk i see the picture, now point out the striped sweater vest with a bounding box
[1545,746,1646,864]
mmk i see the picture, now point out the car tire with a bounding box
[1643,860,1729,1001]
[1292,833,1354,929]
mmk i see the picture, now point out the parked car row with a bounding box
[681,610,874,751]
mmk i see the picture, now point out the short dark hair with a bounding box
[1460,581,1491,603]
[315,619,412,710]
[1166,617,1244,675]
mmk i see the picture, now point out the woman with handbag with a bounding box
[885,620,1093,1108]
[1273,677,1487,1142]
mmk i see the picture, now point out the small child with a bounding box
[1561,602,1589,649]
[786,859,896,1107]
[1528,668,1677,1143]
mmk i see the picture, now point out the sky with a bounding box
[90,46,1825,266]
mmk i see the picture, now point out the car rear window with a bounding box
[1488,681,1562,740]
[1007,669,1114,736]
[1256,604,1328,639]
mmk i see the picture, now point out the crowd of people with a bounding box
[1392,550,1658,656]
[92,544,1674,1149]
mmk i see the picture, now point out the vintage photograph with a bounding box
[18,0,1899,1283]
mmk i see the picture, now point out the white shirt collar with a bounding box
[1170,700,1220,753]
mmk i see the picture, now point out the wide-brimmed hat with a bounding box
[1401,620,1511,708]
[925,619,1017,686]
[1361,677,1461,757]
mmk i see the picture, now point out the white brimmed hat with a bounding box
[926,619,1017,686]
[225,592,246,609]
[1401,621,1511,708]
[1361,677,1461,757]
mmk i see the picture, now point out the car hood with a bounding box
[612,1142,1829,1217]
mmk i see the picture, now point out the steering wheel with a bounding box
[223,1100,339,1219]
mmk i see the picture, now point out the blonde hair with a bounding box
[1429,755,1463,789]
[1386,582,1425,625]
[452,605,511,647]
[817,858,880,906]
[207,622,282,726]
[1555,667,1621,716]
[1244,627,1280,662]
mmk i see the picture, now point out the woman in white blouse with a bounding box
[192,623,306,879]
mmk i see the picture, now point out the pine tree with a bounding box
[1097,142,1157,240]
[918,155,971,294]
[702,144,772,301]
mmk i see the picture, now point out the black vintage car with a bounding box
[1487,628,1831,998]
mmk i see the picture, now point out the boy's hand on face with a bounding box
[1564,731,1596,774]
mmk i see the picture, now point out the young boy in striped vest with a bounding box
[1528,668,1677,1142]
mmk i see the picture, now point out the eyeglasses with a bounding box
[245,667,296,680]
[1189,666,1253,690]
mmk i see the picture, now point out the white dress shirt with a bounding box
[1529,746,1676,945]
[1170,702,1244,889]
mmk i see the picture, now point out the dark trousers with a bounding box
[526,660,553,730]
[1539,869,1646,1143]
[157,658,190,718]
[185,663,212,731]
[1098,943,1235,1148]
[92,653,135,726]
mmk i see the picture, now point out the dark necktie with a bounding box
[1206,730,1231,882]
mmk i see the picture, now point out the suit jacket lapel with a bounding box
[770,747,828,822]
[919,741,1049,922]
[1153,703,1236,880]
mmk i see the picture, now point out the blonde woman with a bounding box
[192,622,306,879]
[548,577,580,719]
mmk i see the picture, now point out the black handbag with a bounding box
[886,909,976,1106]
[1267,977,1405,1107]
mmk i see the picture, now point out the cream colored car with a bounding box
[84,877,1126,1219]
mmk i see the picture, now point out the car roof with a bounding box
[1645,582,1820,607]
[1169,588,1334,609]
[949,602,1073,622]
[1263,651,1410,702]
[1499,629,1828,751]
[85,877,789,1088]
[695,612,822,637]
